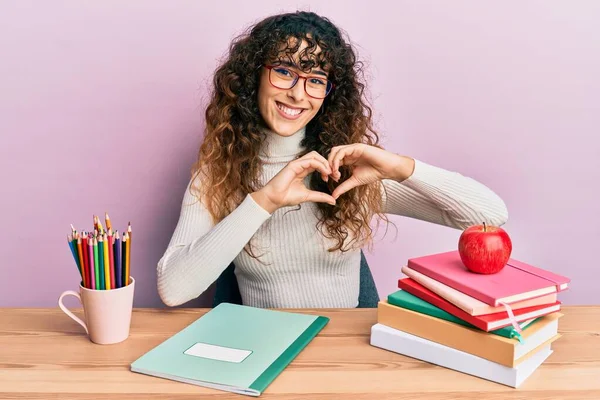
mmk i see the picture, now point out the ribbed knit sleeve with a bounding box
[156,178,272,307]
[382,159,508,229]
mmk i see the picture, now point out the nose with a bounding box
[287,76,307,102]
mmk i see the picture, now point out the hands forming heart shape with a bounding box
[251,144,415,213]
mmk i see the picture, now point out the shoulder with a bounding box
[182,167,209,207]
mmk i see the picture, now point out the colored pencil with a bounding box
[99,236,106,290]
[107,231,115,289]
[125,231,131,286]
[114,231,122,288]
[98,235,105,290]
[67,235,83,287]
[121,234,126,286]
[76,235,86,288]
[85,233,92,289]
[93,237,99,290]
[88,236,96,290]
[105,212,112,231]
[127,223,132,282]
[103,233,111,290]
[103,233,110,290]
[67,235,80,272]
[97,216,104,235]
[67,217,131,290]
[81,234,88,288]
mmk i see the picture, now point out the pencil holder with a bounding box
[58,277,135,344]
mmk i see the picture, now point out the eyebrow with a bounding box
[277,60,328,77]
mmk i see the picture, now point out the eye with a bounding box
[274,67,292,77]
[309,78,327,86]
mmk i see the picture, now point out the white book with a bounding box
[370,323,552,388]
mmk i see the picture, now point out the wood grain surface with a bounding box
[0,306,598,399]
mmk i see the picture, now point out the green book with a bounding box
[130,303,329,396]
[387,290,537,341]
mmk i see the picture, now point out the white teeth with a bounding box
[277,102,303,116]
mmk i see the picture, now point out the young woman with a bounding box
[157,11,508,308]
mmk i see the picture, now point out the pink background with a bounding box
[1,1,598,307]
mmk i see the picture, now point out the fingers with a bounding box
[331,175,361,199]
[327,146,342,167]
[291,158,332,179]
[327,146,343,180]
[331,146,360,180]
[304,190,336,206]
[299,151,331,182]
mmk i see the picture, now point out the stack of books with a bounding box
[370,250,570,388]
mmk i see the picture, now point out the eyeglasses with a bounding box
[264,65,334,99]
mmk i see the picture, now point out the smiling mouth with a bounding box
[276,101,306,119]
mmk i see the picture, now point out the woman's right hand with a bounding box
[251,151,336,213]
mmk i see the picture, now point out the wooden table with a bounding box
[1,306,599,399]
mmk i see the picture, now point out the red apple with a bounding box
[458,222,512,274]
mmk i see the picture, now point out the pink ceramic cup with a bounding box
[58,277,135,344]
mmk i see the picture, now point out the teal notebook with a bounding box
[387,290,538,341]
[130,303,329,397]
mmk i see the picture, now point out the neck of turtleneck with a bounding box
[259,126,306,162]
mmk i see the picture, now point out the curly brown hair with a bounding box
[191,11,389,256]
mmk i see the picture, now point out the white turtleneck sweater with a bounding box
[157,127,508,308]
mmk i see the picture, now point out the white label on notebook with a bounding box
[184,342,252,363]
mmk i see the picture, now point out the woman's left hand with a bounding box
[328,144,415,199]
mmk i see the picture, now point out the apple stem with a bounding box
[483,222,486,232]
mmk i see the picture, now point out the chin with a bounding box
[269,124,304,137]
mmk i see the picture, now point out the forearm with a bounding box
[250,190,280,214]
[157,194,271,306]
[383,158,508,229]
[387,154,416,182]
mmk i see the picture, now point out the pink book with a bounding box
[401,265,559,316]
[406,250,570,307]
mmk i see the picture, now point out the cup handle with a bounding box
[58,290,89,334]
